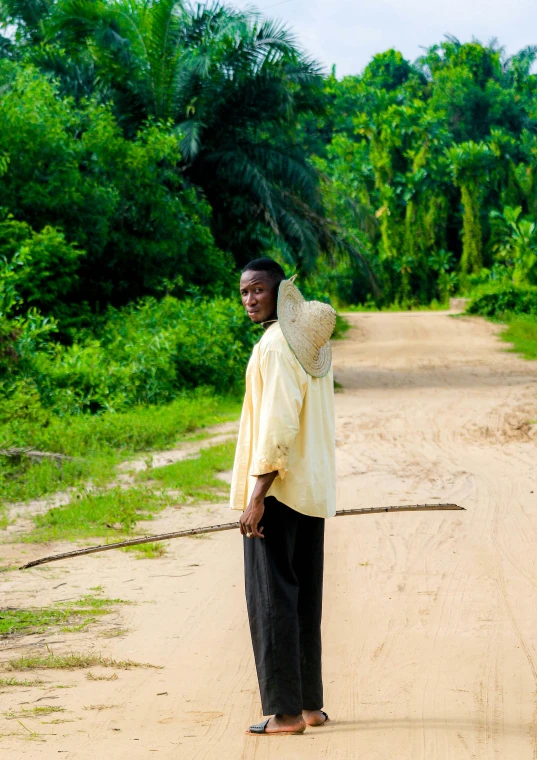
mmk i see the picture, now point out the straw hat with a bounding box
[277,275,337,378]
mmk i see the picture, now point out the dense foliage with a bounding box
[0,0,361,293]
[310,41,537,305]
[467,286,537,318]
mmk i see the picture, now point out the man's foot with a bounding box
[302,709,329,727]
[246,713,306,735]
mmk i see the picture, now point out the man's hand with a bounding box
[240,470,279,539]
[240,497,265,538]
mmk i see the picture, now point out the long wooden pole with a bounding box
[19,503,464,570]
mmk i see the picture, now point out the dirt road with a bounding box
[3,311,537,759]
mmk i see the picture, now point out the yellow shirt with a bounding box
[230,322,336,519]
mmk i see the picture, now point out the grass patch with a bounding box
[86,671,118,680]
[120,541,166,559]
[0,595,127,637]
[344,299,449,313]
[0,392,241,506]
[0,676,44,687]
[500,315,537,359]
[138,441,235,501]
[6,706,65,719]
[23,487,172,543]
[333,313,350,339]
[8,652,159,671]
[99,628,129,638]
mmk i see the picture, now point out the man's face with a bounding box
[240,270,278,324]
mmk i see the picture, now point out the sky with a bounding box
[232,0,537,76]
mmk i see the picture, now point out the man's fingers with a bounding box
[240,508,265,539]
[242,521,263,539]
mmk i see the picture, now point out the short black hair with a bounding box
[241,257,286,284]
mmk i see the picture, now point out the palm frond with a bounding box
[176,117,204,161]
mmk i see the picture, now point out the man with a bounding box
[230,257,337,736]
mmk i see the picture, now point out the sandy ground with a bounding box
[2,311,537,759]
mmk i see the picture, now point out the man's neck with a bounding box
[261,316,278,331]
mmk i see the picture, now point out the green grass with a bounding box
[344,299,449,313]
[332,313,350,339]
[6,706,65,719]
[15,441,234,544]
[0,595,127,637]
[500,315,537,359]
[120,541,166,559]
[0,677,44,687]
[23,487,173,543]
[138,441,235,501]
[0,455,114,506]
[8,652,159,671]
[0,392,241,506]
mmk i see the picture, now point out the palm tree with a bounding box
[24,0,368,276]
[446,141,493,273]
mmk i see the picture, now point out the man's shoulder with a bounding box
[259,324,307,373]
[259,324,295,359]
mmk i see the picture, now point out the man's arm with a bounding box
[239,471,278,538]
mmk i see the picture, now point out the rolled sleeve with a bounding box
[250,347,306,479]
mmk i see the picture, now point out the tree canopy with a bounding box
[312,38,537,304]
[2,3,537,318]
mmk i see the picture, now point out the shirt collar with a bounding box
[260,321,280,340]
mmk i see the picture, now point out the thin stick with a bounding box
[19,503,464,570]
[0,447,75,462]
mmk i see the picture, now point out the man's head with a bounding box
[240,258,286,325]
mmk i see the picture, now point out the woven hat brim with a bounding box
[277,278,335,378]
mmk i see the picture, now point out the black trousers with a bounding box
[243,496,325,716]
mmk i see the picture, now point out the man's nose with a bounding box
[246,292,258,306]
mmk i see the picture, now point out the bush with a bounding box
[0,295,256,416]
[467,286,537,318]
[0,62,233,320]
[0,218,83,313]
[27,296,256,414]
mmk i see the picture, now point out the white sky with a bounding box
[234,0,537,76]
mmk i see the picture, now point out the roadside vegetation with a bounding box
[500,317,537,360]
[138,441,235,499]
[1,2,537,570]
[467,286,537,359]
[7,652,159,671]
[0,595,129,637]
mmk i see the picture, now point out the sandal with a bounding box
[246,717,306,736]
[315,710,330,725]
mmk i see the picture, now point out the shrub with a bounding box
[0,218,83,313]
[467,285,537,318]
[30,296,256,414]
